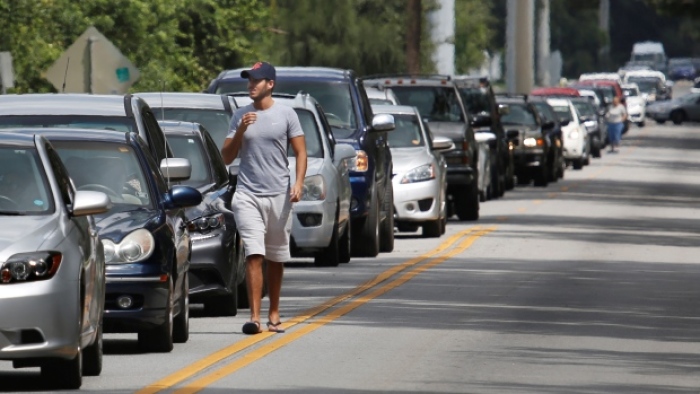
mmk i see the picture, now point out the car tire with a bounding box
[315,208,341,267]
[573,159,584,170]
[138,277,174,353]
[422,219,441,238]
[637,121,645,127]
[173,273,189,343]
[42,352,82,390]
[351,190,380,257]
[379,184,394,253]
[440,215,447,235]
[339,217,351,264]
[655,119,666,125]
[82,323,103,376]
[533,165,549,187]
[455,182,479,221]
[671,110,685,125]
[205,246,239,316]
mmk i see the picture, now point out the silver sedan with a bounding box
[0,133,111,389]
[372,105,452,238]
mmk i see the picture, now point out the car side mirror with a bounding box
[431,136,455,152]
[160,158,192,182]
[72,191,112,216]
[371,113,395,132]
[506,129,519,140]
[333,143,357,166]
[165,185,202,209]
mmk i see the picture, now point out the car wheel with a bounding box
[173,273,190,343]
[138,277,174,353]
[422,219,441,238]
[205,248,239,316]
[315,207,341,267]
[379,183,394,253]
[533,164,549,187]
[338,216,351,264]
[671,110,685,125]
[655,119,666,125]
[42,352,83,389]
[517,174,531,185]
[637,121,645,127]
[440,215,447,235]
[351,190,380,257]
[572,159,584,170]
[455,182,479,221]
[82,323,103,376]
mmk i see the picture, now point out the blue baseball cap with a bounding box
[240,62,276,80]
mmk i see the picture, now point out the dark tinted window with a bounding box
[392,86,465,122]
[531,102,554,123]
[626,77,661,94]
[166,135,211,187]
[0,147,54,214]
[202,128,229,186]
[288,109,323,159]
[572,101,596,117]
[549,105,574,123]
[155,108,231,150]
[0,115,134,131]
[459,87,491,116]
[500,103,537,126]
[387,114,425,148]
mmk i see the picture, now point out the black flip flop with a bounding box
[267,321,285,333]
[242,321,261,335]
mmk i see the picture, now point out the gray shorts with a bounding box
[231,191,293,262]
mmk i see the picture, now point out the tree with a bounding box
[454,0,496,75]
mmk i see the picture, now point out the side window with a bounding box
[135,136,168,193]
[203,128,229,186]
[141,110,170,161]
[44,142,74,205]
[355,79,374,125]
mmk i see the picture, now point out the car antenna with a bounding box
[61,57,70,93]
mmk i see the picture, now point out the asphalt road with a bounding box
[3,85,700,393]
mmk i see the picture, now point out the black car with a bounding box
[496,95,553,187]
[13,128,202,353]
[207,67,396,258]
[160,120,247,316]
[454,76,515,195]
[138,93,237,151]
[527,99,566,181]
[364,75,480,221]
[570,97,605,158]
[0,94,173,164]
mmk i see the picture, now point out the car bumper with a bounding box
[103,272,170,333]
[291,199,336,253]
[0,280,80,360]
[513,150,545,170]
[188,230,231,299]
[392,178,442,223]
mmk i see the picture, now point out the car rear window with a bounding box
[166,135,212,187]
[154,108,231,151]
[387,114,425,148]
[288,109,323,159]
[392,86,465,123]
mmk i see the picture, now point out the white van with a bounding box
[630,41,667,73]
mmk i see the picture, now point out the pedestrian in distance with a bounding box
[605,95,627,153]
[221,61,307,335]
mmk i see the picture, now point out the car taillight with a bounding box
[0,252,62,284]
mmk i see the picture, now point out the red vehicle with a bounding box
[530,87,581,97]
[576,79,624,103]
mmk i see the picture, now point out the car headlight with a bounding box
[187,213,225,233]
[401,163,435,184]
[350,150,369,172]
[302,175,326,201]
[523,137,544,148]
[0,252,62,284]
[102,229,155,264]
[568,130,580,139]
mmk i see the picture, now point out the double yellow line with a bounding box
[137,226,495,394]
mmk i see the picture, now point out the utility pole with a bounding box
[506,0,534,93]
[599,0,610,70]
[428,0,455,76]
[406,0,422,74]
[536,0,550,87]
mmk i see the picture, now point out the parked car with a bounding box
[496,95,552,186]
[545,98,590,170]
[668,58,697,81]
[232,93,356,266]
[0,133,110,389]
[530,87,581,98]
[570,97,606,158]
[372,104,450,237]
[364,75,479,221]
[454,76,514,195]
[474,131,496,201]
[692,77,700,94]
[365,86,399,106]
[11,128,202,353]
[138,93,238,151]
[578,72,622,84]
[208,67,395,257]
[0,94,173,164]
[646,92,700,125]
[528,98,566,181]
[576,88,604,113]
[621,83,647,127]
[623,70,671,102]
[159,120,246,316]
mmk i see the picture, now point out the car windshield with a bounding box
[0,115,134,132]
[530,103,554,123]
[287,109,323,159]
[0,147,54,215]
[392,86,465,122]
[572,101,596,117]
[51,140,153,211]
[155,109,231,151]
[500,103,537,126]
[626,77,660,93]
[458,87,491,116]
[622,88,638,97]
[166,135,211,187]
[387,114,424,148]
[216,80,357,137]
[550,105,574,123]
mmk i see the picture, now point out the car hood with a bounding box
[289,157,324,178]
[390,147,432,174]
[426,122,467,141]
[94,209,162,243]
[0,215,59,257]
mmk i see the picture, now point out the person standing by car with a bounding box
[605,96,627,153]
[221,62,307,335]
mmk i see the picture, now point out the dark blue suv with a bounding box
[207,67,395,257]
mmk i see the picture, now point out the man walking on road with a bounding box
[221,62,307,334]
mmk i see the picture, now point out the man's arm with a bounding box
[289,136,307,202]
[221,112,256,164]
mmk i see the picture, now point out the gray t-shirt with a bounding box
[605,103,627,124]
[226,102,304,196]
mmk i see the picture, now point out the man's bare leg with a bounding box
[245,254,264,332]
[266,260,284,326]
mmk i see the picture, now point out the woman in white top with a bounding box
[605,96,627,153]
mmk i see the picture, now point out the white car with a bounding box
[234,93,356,266]
[372,105,451,238]
[546,98,590,170]
[622,83,647,127]
[475,132,495,201]
[579,72,622,84]
[365,86,399,106]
